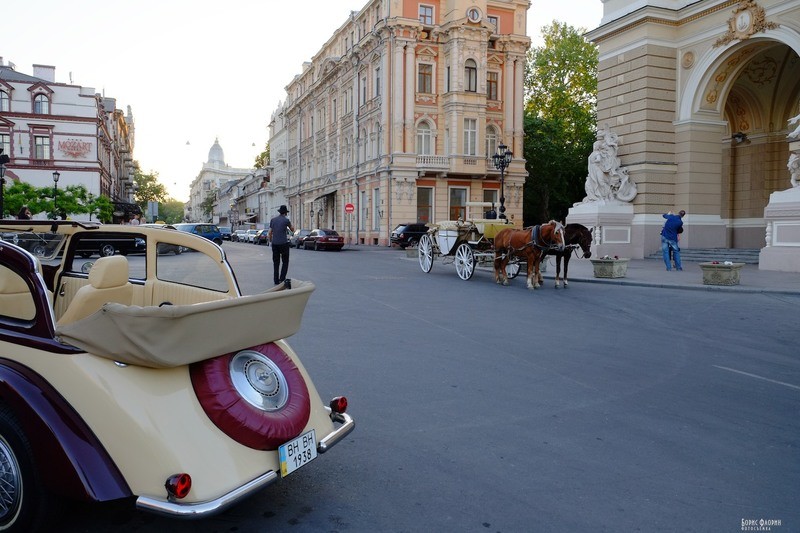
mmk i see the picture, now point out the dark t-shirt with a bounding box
[269,215,293,245]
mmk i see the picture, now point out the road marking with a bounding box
[713,365,800,391]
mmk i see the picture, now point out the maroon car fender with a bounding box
[0,358,131,502]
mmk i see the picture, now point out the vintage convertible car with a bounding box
[0,220,354,531]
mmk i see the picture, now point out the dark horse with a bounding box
[539,223,593,289]
[494,221,565,289]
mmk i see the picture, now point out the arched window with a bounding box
[0,91,9,112]
[417,121,433,155]
[464,59,477,92]
[485,127,498,160]
[34,94,50,114]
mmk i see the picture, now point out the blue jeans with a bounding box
[661,236,682,270]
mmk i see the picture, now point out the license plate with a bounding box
[279,430,317,477]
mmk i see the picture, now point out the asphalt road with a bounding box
[62,242,800,532]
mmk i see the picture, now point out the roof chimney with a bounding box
[33,64,56,83]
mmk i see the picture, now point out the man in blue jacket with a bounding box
[661,210,685,271]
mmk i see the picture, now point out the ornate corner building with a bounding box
[268,0,531,245]
[0,59,137,219]
[585,0,800,266]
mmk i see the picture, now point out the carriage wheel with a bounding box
[418,234,433,273]
[455,243,475,281]
[505,261,521,279]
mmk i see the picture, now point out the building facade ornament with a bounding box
[714,0,779,47]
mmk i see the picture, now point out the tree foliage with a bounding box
[133,169,168,214]
[2,181,114,222]
[523,22,598,224]
[157,198,186,224]
[200,193,216,221]
[254,143,270,169]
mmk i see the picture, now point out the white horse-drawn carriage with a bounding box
[417,217,522,281]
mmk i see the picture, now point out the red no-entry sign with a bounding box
[344,203,355,213]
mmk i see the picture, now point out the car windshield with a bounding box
[322,230,340,236]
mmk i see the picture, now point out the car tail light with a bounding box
[330,396,348,414]
[165,473,192,499]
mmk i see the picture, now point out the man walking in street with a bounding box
[268,205,295,285]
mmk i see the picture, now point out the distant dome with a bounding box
[207,138,225,164]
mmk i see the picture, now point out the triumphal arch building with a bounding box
[577,0,800,271]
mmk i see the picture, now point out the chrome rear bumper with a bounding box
[136,410,355,518]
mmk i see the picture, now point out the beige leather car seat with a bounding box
[57,255,133,325]
[0,265,37,320]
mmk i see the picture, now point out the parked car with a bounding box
[0,220,354,531]
[290,229,312,248]
[173,223,224,245]
[253,229,270,245]
[303,229,344,251]
[218,226,232,240]
[232,229,248,242]
[140,223,183,255]
[74,232,146,258]
[244,229,259,243]
[390,223,429,249]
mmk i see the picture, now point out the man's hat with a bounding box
[278,205,289,214]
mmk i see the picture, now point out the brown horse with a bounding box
[494,221,565,289]
[539,223,593,289]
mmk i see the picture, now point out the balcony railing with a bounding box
[416,155,449,169]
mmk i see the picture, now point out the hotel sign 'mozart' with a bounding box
[58,138,93,158]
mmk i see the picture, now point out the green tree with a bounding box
[133,169,168,214]
[3,181,42,218]
[199,192,216,222]
[524,21,598,224]
[254,143,270,169]
[158,198,186,224]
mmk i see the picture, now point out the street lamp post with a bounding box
[52,170,61,219]
[491,143,513,220]
[0,163,7,219]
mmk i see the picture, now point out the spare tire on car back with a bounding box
[190,343,311,450]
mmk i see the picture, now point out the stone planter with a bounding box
[590,258,629,278]
[699,262,745,285]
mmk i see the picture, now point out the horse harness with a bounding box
[530,224,564,252]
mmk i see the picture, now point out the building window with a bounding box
[0,133,10,156]
[372,187,380,230]
[449,187,467,220]
[375,66,381,97]
[0,91,9,112]
[486,127,498,159]
[332,98,337,122]
[483,189,498,208]
[464,59,477,92]
[463,118,477,156]
[34,94,50,114]
[417,187,433,223]
[488,16,498,33]
[417,121,433,155]
[419,5,433,25]
[361,76,367,106]
[418,63,433,94]
[446,66,450,92]
[34,135,51,160]
[487,71,499,100]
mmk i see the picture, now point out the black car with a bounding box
[390,223,428,249]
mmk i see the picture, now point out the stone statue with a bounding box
[788,113,800,140]
[580,124,637,204]
[789,152,800,188]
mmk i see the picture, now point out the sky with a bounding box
[4,1,603,202]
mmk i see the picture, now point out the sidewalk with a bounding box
[536,256,800,295]
[389,247,800,295]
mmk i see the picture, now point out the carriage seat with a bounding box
[58,255,133,326]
